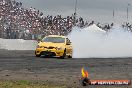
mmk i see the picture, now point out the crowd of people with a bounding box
[122,22,132,32]
[0,0,128,40]
[0,0,84,39]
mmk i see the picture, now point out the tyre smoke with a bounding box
[68,24,132,58]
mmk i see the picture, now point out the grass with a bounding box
[0,80,66,88]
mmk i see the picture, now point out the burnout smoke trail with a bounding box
[68,24,132,58]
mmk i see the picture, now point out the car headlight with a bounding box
[56,47,63,50]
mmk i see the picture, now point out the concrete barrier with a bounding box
[0,38,37,50]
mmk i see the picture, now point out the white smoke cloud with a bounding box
[68,24,132,58]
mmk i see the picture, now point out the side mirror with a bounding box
[66,42,71,45]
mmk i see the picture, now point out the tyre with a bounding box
[35,52,41,57]
[60,49,66,59]
[35,54,41,57]
[68,55,72,58]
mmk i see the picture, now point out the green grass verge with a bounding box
[0,80,66,88]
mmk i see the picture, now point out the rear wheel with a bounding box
[68,55,72,58]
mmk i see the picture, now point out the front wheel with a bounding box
[35,54,41,57]
[35,52,41,57]
[60,49,66,59]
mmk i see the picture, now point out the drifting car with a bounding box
[35,35,72,58]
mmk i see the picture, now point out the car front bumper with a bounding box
[35,48,64,57]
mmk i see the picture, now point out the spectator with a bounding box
[0,0,117,40]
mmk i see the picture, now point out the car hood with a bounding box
[38,42,65,48]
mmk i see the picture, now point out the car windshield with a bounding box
[42,37,65,43]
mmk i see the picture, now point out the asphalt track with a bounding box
[0,50,132,88]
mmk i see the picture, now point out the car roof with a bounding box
[46,35,66,38]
